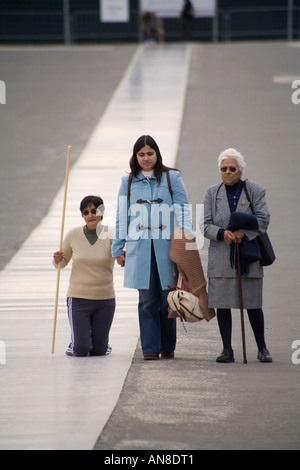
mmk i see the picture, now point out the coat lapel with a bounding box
[217,182,251,214]
[236,187,251,213]
[216,183,231,219]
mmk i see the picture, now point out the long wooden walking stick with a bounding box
[51,145,71,354]
[236,242,247,364]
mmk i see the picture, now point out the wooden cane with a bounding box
[51,145,71,354]
[236,242,247,364]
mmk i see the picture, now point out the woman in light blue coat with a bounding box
[112,135,194,360]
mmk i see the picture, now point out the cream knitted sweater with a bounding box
[53,225,115,300]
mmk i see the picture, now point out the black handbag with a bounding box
[244,182,276,267]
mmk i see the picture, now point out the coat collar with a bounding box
[216,181,250,213]
[136,171,157,182]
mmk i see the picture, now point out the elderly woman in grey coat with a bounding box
[204,148,272,363]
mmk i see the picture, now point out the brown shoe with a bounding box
[144,353,159,361]
[161,352,175,359]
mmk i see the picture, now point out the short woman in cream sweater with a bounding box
[53,195,115,356]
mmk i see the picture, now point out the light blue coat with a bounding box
[112,170,194,290]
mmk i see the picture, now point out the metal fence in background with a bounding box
[218,6,300,41]
[0,10,64,43]
[72,9,140,42]
[0,6,299,44]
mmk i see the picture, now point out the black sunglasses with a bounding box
[220,166,238,173]
[82,208,98,216]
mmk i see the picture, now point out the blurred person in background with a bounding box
[180,0,194,40]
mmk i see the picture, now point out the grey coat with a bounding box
[203,179,270,308]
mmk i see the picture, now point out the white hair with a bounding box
[217,148,246,175]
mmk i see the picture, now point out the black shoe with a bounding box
[216,349,235,363]
[257,348,272,363]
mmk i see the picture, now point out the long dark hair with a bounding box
[129,135,179,184]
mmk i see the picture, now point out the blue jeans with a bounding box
[138,245,176,355]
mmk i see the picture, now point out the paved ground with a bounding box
[0,44,137,270]
[1,41,300,451]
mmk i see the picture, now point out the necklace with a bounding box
[226,180,243,211]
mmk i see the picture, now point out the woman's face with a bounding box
[136,145,157,173]
[82,203,102,230]
[220,157,242,186]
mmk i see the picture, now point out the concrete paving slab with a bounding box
[0,44,137,270]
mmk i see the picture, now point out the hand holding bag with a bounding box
[244,182,276,267]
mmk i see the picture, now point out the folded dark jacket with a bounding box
[227,212,261,274]
[227,211,259,232]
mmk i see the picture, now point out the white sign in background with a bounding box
[140,0,216,18]
[0,341,6,365]
[0,80,6,104]
[100,0,129,23]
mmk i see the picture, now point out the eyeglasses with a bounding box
[82,208,98,216]
[220,166,238,173]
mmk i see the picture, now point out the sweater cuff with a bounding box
[217,228,225,240]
